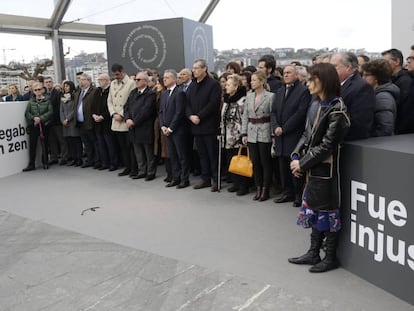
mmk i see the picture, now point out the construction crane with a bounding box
[2,48,16,65]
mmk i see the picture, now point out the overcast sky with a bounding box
[0,0,391,63]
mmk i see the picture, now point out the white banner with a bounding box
[0,101,30,178]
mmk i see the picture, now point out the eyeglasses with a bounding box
[406,56,414,62]
[33,88,43,91]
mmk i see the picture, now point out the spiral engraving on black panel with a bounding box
[121,25,167,70]
[191,26,209,60]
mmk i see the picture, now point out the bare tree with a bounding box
[0,59,53,81]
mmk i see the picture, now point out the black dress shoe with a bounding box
[292,199,302,207]
[210,183,218,192]
[193,180,211,189]
[166,180,180,187]
[22,165,35,172]
[93,164,102,169]
[98,166,109,170]
[236,188,249,196]
[108,166,118,171]
[118,169,130,176]
[48,159,58,165]
[74,160,83,167]
[81,163,92,168]
[176,181,190,189]
[133,173,146,179]
[227,186,239,193]
[163,176,172,183]
[145,175,155,181]
[59,159,68,165]
[67,160,76,166]
[274,194,294,203]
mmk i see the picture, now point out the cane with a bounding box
[217,134,222,192]
[39,122,48,169]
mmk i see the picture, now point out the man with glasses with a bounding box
[124,72,157,181]
[382,48,412,134]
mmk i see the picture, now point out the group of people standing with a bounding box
[19,45,414,273]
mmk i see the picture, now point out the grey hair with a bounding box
[164,69,177,79]
[295,66,309,79]
[342,52,359,70]
[81,73,92,82]
[138,71,150,82]
[194,59,207,68]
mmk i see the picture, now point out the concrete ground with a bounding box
[0,165,413,311]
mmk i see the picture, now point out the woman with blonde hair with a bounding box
[5,84,24,101]
[241,71,274,201]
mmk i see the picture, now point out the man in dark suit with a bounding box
[271,65,311,206]
[382,48,413,134]
[124,71,157,181]
[331,52,375,141]
[159,69,191,189]
[74,73,98,168]
[186,59,222,191]
[44,76,69,165]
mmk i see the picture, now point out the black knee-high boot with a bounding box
[288,228,323,265]
[309,231,340,273]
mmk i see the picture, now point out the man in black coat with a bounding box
[186,59,222,191]
[159,69,191,189]
[92,73,118,171]
[124,71,157,181]
[382,48,413,134]
[331,52,375,141]
[271,65,311,206]
[44,76,69,165]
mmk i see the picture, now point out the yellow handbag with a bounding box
[228,146,253,177]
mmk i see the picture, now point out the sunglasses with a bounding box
[34,88,43,91]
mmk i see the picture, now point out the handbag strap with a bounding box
[238,145,250,160]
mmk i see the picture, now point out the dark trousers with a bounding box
[168,134,190,182]
[279,155,304,199]
[225,148,250,191]
[96,132,118,168]
[48,124,68,161]
[195,134,218,184]
[79,128,99,165]
[133,143,157,176]
[113,131,134,171]
[28,124,49,166]
[65,136,82,161]
[248,142,273,187]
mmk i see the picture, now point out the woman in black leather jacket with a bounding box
[288,63,350,273]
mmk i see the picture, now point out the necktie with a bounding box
[285,85,291,98]
[77,89,86,122]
